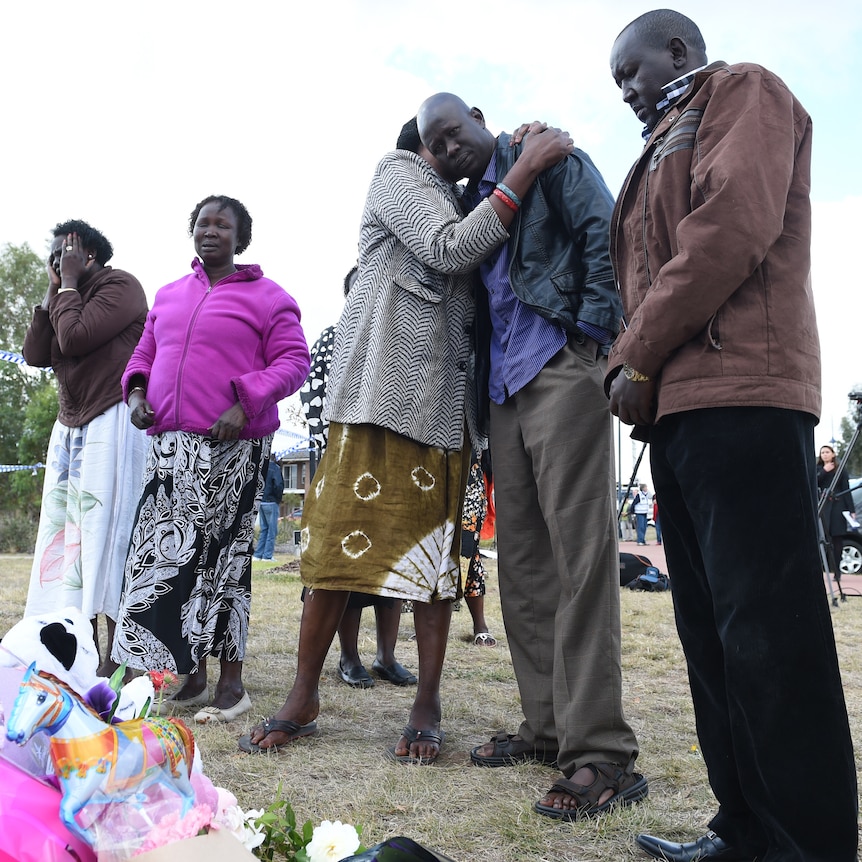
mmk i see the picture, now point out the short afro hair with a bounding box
[622,9,706,55]
[188,195,253,254]
[52,220,113,265]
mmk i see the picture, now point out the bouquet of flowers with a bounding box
[3,660,363,862]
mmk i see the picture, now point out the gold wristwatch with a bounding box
[622,363,651,382]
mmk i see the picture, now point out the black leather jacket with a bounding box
[472,135,622,433]
[493,132,621,335]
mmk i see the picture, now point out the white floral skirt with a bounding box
[26,403,147,619]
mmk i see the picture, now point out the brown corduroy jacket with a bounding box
[23,266,148,427]
[607,61,820,423]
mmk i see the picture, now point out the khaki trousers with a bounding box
[489,336,638,775]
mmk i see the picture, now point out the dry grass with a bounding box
[2,553,861,861]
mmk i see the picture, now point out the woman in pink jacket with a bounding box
[111,195,310,723]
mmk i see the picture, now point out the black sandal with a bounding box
[470,730,558,767]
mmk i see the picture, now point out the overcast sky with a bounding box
[1,0,859,479]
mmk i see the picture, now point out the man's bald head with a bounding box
[417,92,496,183]
[417,93,471,139]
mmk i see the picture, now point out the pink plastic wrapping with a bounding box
[0,756,96,862]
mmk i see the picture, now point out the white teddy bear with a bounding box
[0,607,154,722]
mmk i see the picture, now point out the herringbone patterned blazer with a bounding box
[325,150,508,451]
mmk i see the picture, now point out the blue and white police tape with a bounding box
[0,350,28,366]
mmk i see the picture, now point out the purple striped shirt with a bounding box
[466,158,567,404]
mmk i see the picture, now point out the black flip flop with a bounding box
[238,717,318,753]
[387,725,445,765]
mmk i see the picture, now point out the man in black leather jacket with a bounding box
[419,93,644,821]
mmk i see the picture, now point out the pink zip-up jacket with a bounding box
[122,259,310,438]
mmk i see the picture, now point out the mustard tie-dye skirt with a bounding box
[300,422,468,602]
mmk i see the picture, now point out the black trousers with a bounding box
[650,407,857,861]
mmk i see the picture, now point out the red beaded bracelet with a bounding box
[492,187,519,212]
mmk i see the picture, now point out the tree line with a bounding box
[1,238,861,548]
[0,242,59,546]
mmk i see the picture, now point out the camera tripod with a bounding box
[618,418,858,608]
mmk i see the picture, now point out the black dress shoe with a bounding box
[636,830,752,861]
[371,660,418,686]
[337,661,375,688]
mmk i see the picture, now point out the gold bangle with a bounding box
[129,386,146,397]
[622,363,651,383]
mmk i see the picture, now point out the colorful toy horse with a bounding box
[5,663,196,846]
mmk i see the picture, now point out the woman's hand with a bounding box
[129,391,156,430]
[209,402,248,441]
[59,232,96,284]
[519,125,574,173]
[510,121,548,145]
[491,125,575,226]
[42,258,61,308]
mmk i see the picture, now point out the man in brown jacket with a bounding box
[608,10,857,862]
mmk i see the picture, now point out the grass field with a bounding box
[1,553,860,861]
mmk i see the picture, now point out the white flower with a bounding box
[215,805,266,851]
[306,820,361,862]
[215,805,245,838]
[241,809,266,850]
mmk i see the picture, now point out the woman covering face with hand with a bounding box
[23,219,149,676]
[112,195,310,724]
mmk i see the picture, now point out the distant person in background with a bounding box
[632,483,650,545]
[254,453,285,561]
[460,448,496,646]
[299,264,416,690]
[620,490,636,542]
[113,194,309,725]
[652,493,662,545]
[816,444,855,581]
[23,219,148,676]
[298,268,351,457]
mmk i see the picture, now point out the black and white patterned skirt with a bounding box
[112,430,271,674]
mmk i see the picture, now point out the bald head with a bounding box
[617,9,706,58]
[417,93,470,139]
[417,92,496,183]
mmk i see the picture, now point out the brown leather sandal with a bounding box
[534,756,648,820]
